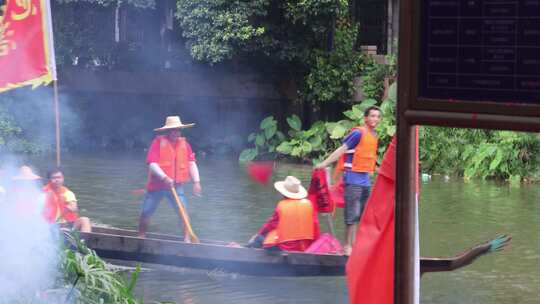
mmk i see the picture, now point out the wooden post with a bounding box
[53,80,61,167]
[395,0,417,300]
[395,123,417,304]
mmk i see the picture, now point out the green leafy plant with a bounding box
[0,97,42,154]
[361,54,397,101]
[175,0,268,64]
[461,131,540,181]
[239,116,285,162]
[304,23,364,105]
[374,82,397,152]
[420,127,540,182]
[61,232,143,304]
[276,115,328,162]
[242,82,398,164]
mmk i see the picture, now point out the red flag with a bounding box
[307,168,334,213]
[346,137,396,304]
[0,0,56,92]
[246,161,273,185]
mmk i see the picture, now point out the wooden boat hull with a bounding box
[78,227,347,276]
[78,227,503,276]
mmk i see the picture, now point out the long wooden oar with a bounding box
[170,186,200,243]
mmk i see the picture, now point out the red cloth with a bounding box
[305,233,343,254]
[246,162,273,185]
[258,200,320,251]
[346,137,396,304]
[329,178,345,208]
[145,136,196,191]
[307,169,334,213]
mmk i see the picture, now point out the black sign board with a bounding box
[412,0,540,117]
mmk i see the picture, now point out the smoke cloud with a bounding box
[0,160,60,303]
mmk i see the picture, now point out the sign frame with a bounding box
[396,0,540,303]
[401,0,540,132]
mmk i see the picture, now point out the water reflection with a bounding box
[23,153,540,303]
[135,267,347,304]
[419,177,540,304]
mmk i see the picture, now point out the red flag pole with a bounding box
[53,80,61,167]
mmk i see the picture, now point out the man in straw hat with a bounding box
[138,115,202,241]
[8,165,45,219]
[247,176,319,251]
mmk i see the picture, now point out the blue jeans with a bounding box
[140,185,188,218]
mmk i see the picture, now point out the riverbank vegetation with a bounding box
[239,80,540,182]
[15,231,149,304]
[61,232,143,304]
[0,97,42,154]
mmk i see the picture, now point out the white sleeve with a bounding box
[149,163,167,180]
[189,161,200,182]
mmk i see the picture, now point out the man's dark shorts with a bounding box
[344,184,370,225]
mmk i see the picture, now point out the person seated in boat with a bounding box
[43,168,92,233]
[247,176,320,252]
[7,166,45,218]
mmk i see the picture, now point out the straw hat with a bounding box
[12,166,41,180]
[154,116,195,132]
[274,176,307,200]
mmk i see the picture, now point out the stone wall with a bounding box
[55,68,288,154]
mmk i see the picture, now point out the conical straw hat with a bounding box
[154,116,195,132]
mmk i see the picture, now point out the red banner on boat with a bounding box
[0,0,56,93]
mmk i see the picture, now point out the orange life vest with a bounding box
[263,199,315,247]
[335,127,378,176]
[153,136,190,183]
[43,184,78,224]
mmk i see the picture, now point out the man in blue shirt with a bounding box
[316,106,382,255]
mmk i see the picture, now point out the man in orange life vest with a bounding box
[43,168,92,232]
[138,116,202,241]
[316,106,382,255]
[247,176,319,251]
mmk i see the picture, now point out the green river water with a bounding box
[26,152,540,304]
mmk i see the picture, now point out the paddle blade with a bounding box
[246,161,273,185]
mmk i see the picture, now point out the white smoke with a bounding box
[0,163,60,303]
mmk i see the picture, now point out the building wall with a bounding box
[57,68,288,154]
